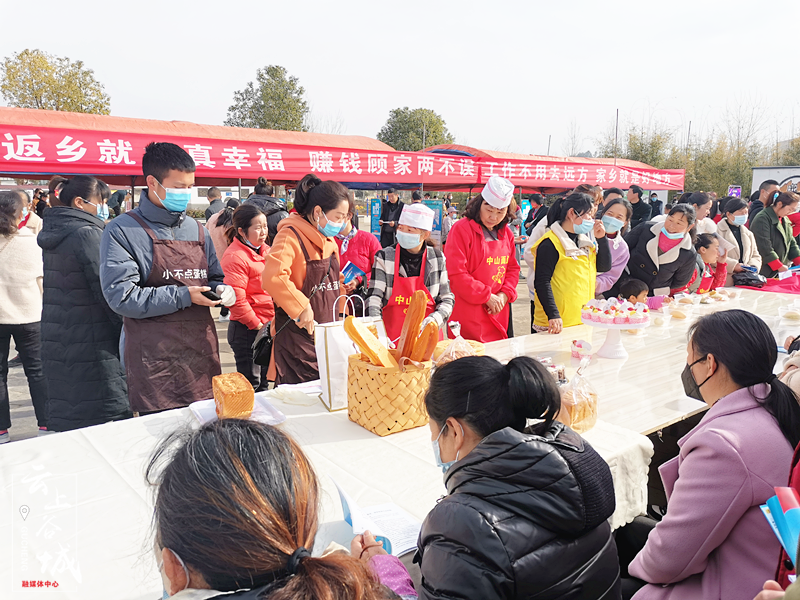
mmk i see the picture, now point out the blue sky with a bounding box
[2,0,798,155]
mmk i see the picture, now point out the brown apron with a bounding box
[123,213,221,412]
[273,226,340,385]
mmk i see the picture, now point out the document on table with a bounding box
[332,478,422,557]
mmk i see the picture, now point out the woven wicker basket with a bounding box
[347,354,431,436]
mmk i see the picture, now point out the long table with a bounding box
[1,288,795,599]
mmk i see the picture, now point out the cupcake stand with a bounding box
[580,318,649,360]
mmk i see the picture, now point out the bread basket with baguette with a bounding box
[343,290,436,436]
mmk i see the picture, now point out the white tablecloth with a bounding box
[0,388,652,600]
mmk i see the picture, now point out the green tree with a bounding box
[224,65,309,131]
[377,107,455,151]
[777,137,800,167]
[0,49,110,114]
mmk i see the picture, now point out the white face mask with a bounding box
[158,548,190,598]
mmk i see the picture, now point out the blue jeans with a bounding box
[0,322,49,429]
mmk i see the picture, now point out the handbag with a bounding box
[732,270,767,288]
[316,295,388,411]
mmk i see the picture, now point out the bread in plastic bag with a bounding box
[433,336,478,367]
[557,358,598,434]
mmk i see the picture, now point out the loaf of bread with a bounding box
[397,290,428,359]
[432,339,485,361]
[671,308,689,319]
[213,372,255,420]
[410,321,439,362]
[344,316,399,369]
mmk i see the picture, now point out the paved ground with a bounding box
[5,278,532,444]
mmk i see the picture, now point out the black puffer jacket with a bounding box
[38,207,130,431]
[244,195,289,244]
[414,423,621,600]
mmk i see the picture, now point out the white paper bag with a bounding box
[316,296,388,411]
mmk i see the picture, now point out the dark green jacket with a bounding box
[750,205,800,277]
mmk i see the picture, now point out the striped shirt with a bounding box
[366,245,454,329]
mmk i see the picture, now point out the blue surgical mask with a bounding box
[573,217,594,235]
[317,213,344,237]
[601,215,625,234]
[732,214,747,227]
[21,207,28,217]
[661,227,685,240]
[98,204,109,220]
[154,180,191,213]
[396,231,422,249]
[432,421,464,474]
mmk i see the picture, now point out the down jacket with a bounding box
[38,207,130,431]
[414,423,621,600]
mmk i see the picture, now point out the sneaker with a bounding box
[8,354,21,366]
[37,428,55,437]
[0,430,9,444]
[218,313,230,322]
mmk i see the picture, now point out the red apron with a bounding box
[453,237,511,342]
[123,213,221,413]
[382,249,435,343]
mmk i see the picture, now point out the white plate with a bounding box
[189,392,288,426]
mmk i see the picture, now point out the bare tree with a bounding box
[561,119,582,156]
[305,107,347,135]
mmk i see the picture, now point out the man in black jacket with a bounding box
[748,178,779,226]
[204,187,224,221]
[649,192,664,217]
[628,185,651,229]
[379,188,404,247]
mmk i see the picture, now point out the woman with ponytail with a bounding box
[622,310,800,600]
[220,204,274,391]
[262,174,347,384]
[749,190,800,278]
[415,355,620,600]
[147,419,416,599]
[531,192,612,333]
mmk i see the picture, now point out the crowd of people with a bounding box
[4,142,800,598]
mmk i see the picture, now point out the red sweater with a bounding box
[334,229,381,286]
[221,237,275,329]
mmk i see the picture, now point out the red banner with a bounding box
[0,125,479,186]
[0,123,684,190]
[479,158,684,191]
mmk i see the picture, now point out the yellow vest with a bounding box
[532,230,597,328]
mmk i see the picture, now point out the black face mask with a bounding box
[682,356,713,401]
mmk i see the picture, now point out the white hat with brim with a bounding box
[482,175,514,209]
[399,203,435,231]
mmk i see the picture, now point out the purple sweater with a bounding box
[595,234,629,294]
[629,384,793,600]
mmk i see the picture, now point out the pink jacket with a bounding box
[205,211,230,262]
[630,383,793,600]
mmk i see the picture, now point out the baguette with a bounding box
[344,316,399,368]
[397,290,428,359]
[410,321,439,362]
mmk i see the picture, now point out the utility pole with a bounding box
[614,109,619,166]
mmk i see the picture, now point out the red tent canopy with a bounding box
[422,144,684,193]
[0,107,481,187]
[0,108,684,192]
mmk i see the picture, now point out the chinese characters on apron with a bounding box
[124,213,221,413]
[460,237,511,342]
[273,227,340,385]
[382,249,436,343]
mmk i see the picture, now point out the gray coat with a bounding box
[100,190,225,319]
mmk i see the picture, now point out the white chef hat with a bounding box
[482,175,514,209]
[399,203,435,231]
